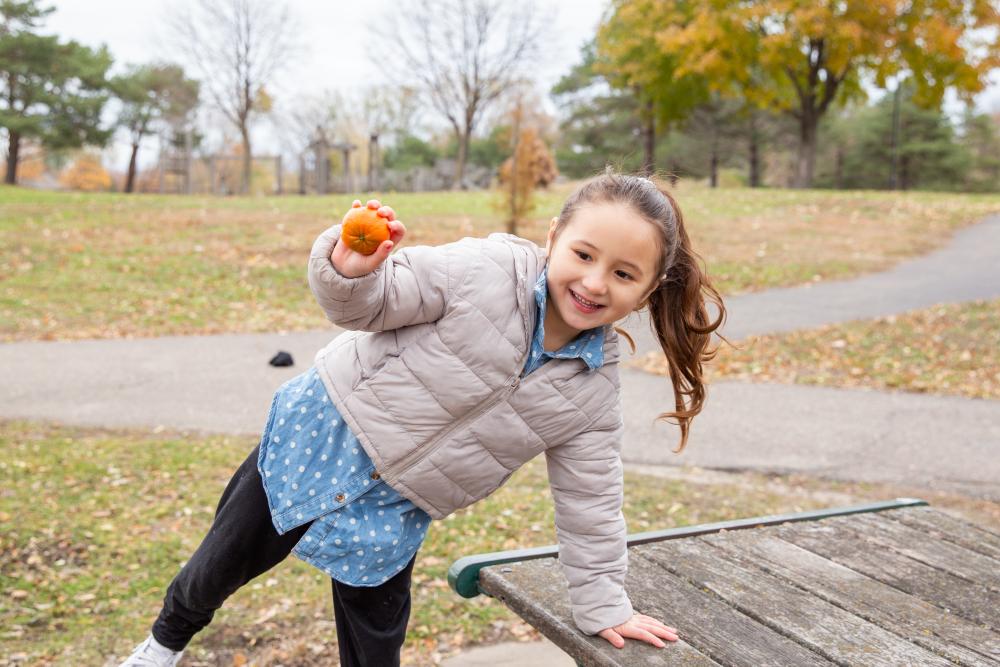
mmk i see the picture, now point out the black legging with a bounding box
[151,445,414,666]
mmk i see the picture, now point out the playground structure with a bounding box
[297,126,358,195]
[156,145,284,196]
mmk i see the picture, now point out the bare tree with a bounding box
[168,0,298,194]
[282,90,344,154]
[373,0,548,189]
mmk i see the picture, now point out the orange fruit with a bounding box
[341,203,390,255]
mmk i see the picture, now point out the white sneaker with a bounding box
[119,635,184,667]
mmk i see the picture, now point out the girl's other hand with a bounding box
[598,613,678,649]
[331,199,406,278]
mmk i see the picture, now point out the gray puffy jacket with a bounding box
[308,224,634,634]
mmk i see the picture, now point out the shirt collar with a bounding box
[533,267,605,370]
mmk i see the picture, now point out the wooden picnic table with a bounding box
[448,499,1000,666]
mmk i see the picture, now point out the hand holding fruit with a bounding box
[332,199,406,278]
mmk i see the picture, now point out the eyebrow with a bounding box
[575,240,646,276]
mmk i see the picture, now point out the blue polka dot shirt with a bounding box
[256,266,604,586]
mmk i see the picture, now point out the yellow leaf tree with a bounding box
[595,0,710,174]
[605,0,1000,188]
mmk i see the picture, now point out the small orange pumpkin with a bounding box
[341,202,390,255]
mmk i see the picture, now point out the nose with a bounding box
[581,270,607,296]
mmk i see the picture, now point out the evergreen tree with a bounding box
[383,134,439,171]
[0,0,113,184]
[814,84,970,191]
[550,40,646,179]
[959,111,1000,192]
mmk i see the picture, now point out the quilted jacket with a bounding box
[307,223,634,634]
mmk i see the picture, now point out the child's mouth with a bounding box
[570,289,604,314]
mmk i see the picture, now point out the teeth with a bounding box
[572,290,600,307]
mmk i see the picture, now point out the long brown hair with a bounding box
[553,169,727,453]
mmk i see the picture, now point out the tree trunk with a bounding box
[709,151,718,188]
[367,134,379,192]
[125,142,140,193]
[453,128,469,189]
[5,129,20,185]
[834,147,844,189]
[748,112,761,188]
[240,127,252,194]
[795,109,818,188]
[642,99,655,176]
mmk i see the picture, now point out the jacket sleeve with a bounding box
[544,418,634,635]
[307,223,460,332]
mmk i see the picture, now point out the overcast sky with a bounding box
[44,0,1000,174]
[45,0,611,171]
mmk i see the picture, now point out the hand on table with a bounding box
[598,613,678,649]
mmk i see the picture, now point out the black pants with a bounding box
[151,445,414,666]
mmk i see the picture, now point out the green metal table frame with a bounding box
[448,497,928,599]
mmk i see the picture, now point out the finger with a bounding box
[640,624,678,641]
[597,629,625,649]
[620,626,665,648]
[388,220,406,243]
[352,199,362,208]
[634,614,677,634]
[374,239,394,262]
[366,199,380,210]
[377,205,395,220]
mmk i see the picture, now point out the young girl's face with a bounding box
[543,201,662,347]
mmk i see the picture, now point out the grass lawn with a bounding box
[3,183,999,342]
[630,298,1000,400]
[5,418,994,666]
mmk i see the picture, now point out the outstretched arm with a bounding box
[546,422,680,649]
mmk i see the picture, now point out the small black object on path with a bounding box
[269,350,294,367]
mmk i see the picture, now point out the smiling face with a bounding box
[542,201,663,351]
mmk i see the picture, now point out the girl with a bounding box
[121,170,725,666]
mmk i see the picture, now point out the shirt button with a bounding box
[370,472,380,480]
[335,493,345,502]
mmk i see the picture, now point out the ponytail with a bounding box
[647,187,726,452]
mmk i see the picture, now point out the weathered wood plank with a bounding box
[774,518,1000,630]
[621,553,833,667]
[703,529,1000,666]
[848,512,1000,591]
[479,554,832,666]
[881,506,1000,560]
[638,539,952,667]
[479,558,719,667]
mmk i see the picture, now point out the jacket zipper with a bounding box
[385,267,534,484]
[385,372,522,483]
